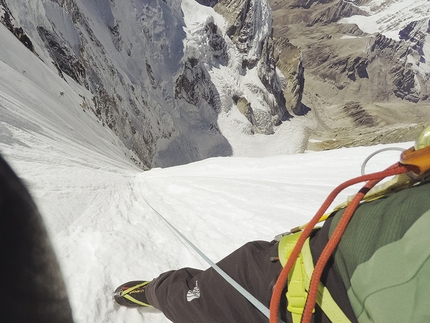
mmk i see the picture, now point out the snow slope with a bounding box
[0,20,415,323]
[0,6,417,323]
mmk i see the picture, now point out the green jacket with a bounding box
[329,180,430,322]
[279,180,430,323]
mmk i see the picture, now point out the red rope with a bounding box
[269,162,411,323]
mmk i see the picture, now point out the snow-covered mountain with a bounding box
[1,1,426,322]
[2,0,426,169]
[0,0,311,169]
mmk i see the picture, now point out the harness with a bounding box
[279,231,351,323]
[271,125,430,323]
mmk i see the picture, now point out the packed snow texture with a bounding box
[0,16,415,323]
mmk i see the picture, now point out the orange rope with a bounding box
[269,162,411,323]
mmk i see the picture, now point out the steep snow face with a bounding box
[1,0,189,168]
[0,0,302,168]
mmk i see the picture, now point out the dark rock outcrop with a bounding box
[175,57,221,110]
[0,1,35,53]
[275,38,306,115]
[343,101,377,127]
[37,26,86,84]
[205,20,228,63]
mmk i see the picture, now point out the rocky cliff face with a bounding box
[274,37,306,115]
[214,0,290,134]
[213,0,292,134]
[217,0,308,117]
[1,0,297,168]
[269,0,430,148]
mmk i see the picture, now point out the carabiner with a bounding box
[400,125,430,176]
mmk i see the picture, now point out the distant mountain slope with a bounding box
[269,0,430,149]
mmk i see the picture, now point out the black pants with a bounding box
[146,240,282,323]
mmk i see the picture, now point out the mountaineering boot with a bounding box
[114,280,153,307]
